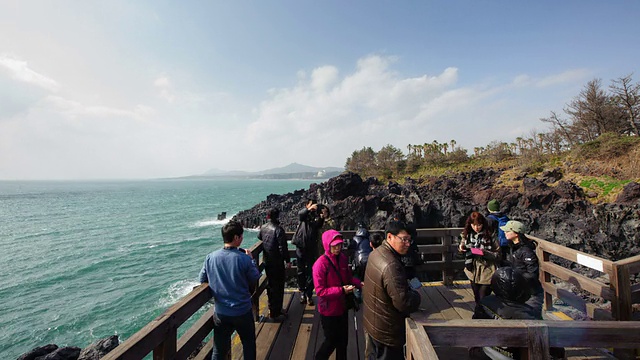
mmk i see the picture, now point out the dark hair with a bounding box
[321,206,330,215]
[462,212,491,239]
[267,208,280,220]
[385,219,409,237]
[370,232,384,249]
[221,220,244,243]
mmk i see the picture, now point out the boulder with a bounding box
[34,347,80,360]
[78,336,119,360]
[615,182,640,205]
[17,344,58,360]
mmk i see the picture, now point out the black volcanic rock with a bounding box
[234,171,640,262]
[34,347,80,360]
[18,344,58,360]
[77,336,119,360]
[616,182,640,205]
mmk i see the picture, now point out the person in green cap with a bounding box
[500,220,543,314]
[486,199,510,259]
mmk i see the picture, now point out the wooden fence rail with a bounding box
[101,241,267,360]
[99,228,639,360]
[406,318,640,360]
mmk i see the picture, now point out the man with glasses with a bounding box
[363,219,422,359]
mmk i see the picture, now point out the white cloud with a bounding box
[154,75,175,103]
[244,55,467,168]
[0,54,59,92]
[536,69,590,87]
[43,95,154,121]
[0,52,590,179]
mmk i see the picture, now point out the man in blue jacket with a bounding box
[199,220,261,360]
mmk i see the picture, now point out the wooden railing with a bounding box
[406,318,640,360]
[101,241,268,360]
[530,235,640,323]
[100,228,639,360]
[285,228,464,284]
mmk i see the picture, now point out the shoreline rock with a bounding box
[17,336,118,360]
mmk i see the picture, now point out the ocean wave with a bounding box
[192,215,236,228]
[157,279,201,309]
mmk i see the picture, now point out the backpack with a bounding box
[488,213,509,247]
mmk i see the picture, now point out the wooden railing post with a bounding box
[405,318,439,360]
[611,262,634,360]
[153,327,177,360]
[442,232,453,285]
[536,244,553,311]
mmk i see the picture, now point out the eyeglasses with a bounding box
[394,235,413,244]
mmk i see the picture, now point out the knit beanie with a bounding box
[487,199,500,212]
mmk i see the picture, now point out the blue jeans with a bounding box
[212,310,256,360]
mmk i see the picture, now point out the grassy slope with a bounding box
[400,135,640,204]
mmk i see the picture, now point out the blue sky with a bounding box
[1,1,639,179]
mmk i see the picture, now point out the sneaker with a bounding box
[300,294,307,304]
[307,297,314,306]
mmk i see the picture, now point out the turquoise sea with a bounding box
[0,179,316,359]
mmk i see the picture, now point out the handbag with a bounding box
[323,254,361,311]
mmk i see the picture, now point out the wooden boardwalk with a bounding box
[224,282,620,360]
[101,229,640,360]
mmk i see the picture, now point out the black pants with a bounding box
[296,247,315,299]
[264,255,285,315]
[370,336,404,360]
[315,313,348,360]
[471,282,492,319]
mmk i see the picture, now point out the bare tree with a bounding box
[565,79,627,141]
[610,73,640,136]
[540,111,575,148]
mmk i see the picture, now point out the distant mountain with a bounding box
[257,162,343,175]
[196,163,344,180]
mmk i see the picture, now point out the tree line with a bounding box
[345,74,640,179]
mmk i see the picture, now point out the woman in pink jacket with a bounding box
[312,229,362,360]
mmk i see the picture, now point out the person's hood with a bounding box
[322,229,343,253]
[355,227,369,238]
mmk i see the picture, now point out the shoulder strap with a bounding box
[323,254,345,286]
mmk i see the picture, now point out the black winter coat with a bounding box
[506,240,543,295]
[258,220,288,260]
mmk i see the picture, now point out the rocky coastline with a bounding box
[234,170,640,266]
[19,170,639,359]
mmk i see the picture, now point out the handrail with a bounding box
[100,228,639,360]
[102,241,267,360]
[406,318,640,360]
[530,235,621,320]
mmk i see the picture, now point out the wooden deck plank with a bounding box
[435,284,475,319]
[268,291,306,359]
[290,301,317,360]
[254,293,293,360]
[412,285,446,321]
[422,284,463,320]
[346,309,364,360]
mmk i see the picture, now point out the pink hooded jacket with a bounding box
[312,229,362,316]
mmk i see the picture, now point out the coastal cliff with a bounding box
[234,171,640,264]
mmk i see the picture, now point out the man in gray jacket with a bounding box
[363,219,421,359]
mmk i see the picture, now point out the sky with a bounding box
[1,1,639,180]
